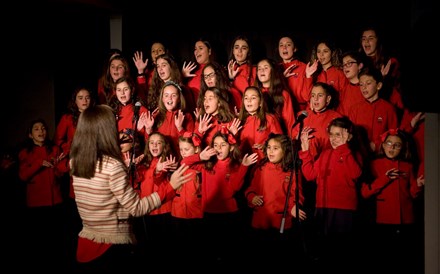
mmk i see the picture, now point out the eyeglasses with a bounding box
[341,61,357,68]
[328,133,343,139]
[384,141,402,149]
[203,72,216,80]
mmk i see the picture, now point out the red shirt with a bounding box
[137,158,173,215]
[239,113,283,159]
[245,162,304,230]
[18,145,69,207]
[280,59,310,110]
[361,158,423,224]
[155,110,195,155]
[171,166,203,219]
[54,113,76,155]
[291,109,342,160]
[348,98,398,152]
[261,87,296,135]
[117,104,148,140]
[231,62,256,95]
[194,116,233,146]
[182,155,249,213]
[337,82,364,116]
[299,144,362,210]
[186,63,206,107]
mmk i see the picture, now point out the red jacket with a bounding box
[54,113,76,199]
[155,110,195,155]
[280,59,309,110]
[261,87,296,135]
[171,166,203,219]
[194,116,233,146]
[182,154,248,213]
[186,63,205,107]
[18,144,69,207]
[137,158,173,215]
[238,113,283,159]
[117,103,149,140]
[231,62,256,94]
[337,82,364,116]
[54,113,76,155]
[299,143,362,210]
[348,98,398,152]
[361,158,423,224]
[291,109,342,160]
[245,162,304,230]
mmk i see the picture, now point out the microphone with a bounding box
[291,111,308,129]
[134,101,141,116]
[133,101,142,123]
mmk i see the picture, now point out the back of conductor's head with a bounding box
[74,104,120,154]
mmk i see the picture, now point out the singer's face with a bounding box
[361,29,378,57]
[233,39,249,64]
[179,141,197,158]
[310,85,330,113]
[162,85,179,111]
[75,89,91,113]
[212,136,233,161]
[257,60,271,86]
[266,139,284,164]
[148,134,164,157]
[110,59,125,82]
[151,42,166,64]
[203,90,219,115]
[156,58,171,82]
[203,66,217,88]
[194,41,211,65]
[29,122,47,146]
[115,81,132,105]
[278,37,295,61]
[243,88,261,115]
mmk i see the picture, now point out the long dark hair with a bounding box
[70,105,124,179]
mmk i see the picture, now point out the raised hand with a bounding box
[228,60,239,80]
[169,164,192,190]
[198,113,213,135]
[242,152,258,166]
[228,118,242,136]
[199,146,217,161]
[182,61,197,78]
[133,51,148,74]
[174,109,185,132]
[283,63,298,78]
[138,110,155,134]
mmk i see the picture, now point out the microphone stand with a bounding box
[130,110,140,189]
[280,119,307,252]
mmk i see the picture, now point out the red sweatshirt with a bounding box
[245,162,304,230]
[280,59,310,111]
[182,154,249,213]
[18,144,69,207]
[291,109,342,160]
[299,143,362,210]
[238,113,283,159]
[348,98,398,152]
[361,158,423,224]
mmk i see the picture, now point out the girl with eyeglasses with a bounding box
[337,50,367,116]
[299,116,364,272]
[199,61,242,113]
[360,128,424,273]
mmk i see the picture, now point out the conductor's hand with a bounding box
[169,164,192,190]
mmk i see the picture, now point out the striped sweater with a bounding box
[72,156,170,244]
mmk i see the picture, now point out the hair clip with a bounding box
[380,128,399,142]
[164,80,182,92]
